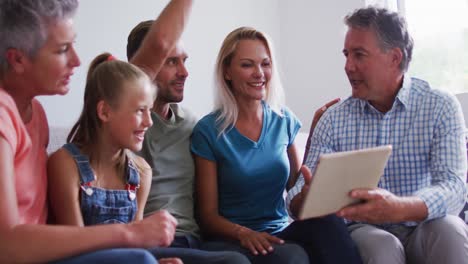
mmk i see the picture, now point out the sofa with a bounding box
[47,126,468,223]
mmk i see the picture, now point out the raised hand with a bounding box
[303,98,340,162]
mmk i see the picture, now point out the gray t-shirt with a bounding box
[139,104,199,237]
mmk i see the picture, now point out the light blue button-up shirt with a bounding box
[287,76,467,225]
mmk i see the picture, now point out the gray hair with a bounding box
[0,0,78,76]
[214,26,285,135]
[344,6,413,72]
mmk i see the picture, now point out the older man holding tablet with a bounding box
[287,6,468,264]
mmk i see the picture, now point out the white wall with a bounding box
[182,0,282,122]
[39,0,365,131]
[38,0,282,127]
[279,0,363,131]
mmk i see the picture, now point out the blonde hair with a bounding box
[68,52,153,174]
[214,26,285,134]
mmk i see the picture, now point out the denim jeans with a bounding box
[203,215,363,264]
[50,248,158,264]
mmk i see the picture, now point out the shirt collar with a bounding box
[395,75,411,109]
[358,75,411,113]
[169,103,185,121]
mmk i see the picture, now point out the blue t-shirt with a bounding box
[191,102,301,234]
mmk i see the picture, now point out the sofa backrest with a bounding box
[47,126,70,155]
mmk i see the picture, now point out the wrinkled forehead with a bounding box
[344,27,380,49]
[44,18,76,46]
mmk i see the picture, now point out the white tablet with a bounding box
[299,145,392,219]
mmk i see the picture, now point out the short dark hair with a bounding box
[126,20,153,61]
[344,6,413,72]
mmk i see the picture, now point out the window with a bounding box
[367,0,468,93]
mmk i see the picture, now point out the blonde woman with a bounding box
[191,27,362,264]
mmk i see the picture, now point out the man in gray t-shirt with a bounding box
[127,20,199,240]
[127,20,250,264]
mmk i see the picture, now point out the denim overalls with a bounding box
[63,143,139,225]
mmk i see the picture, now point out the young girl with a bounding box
[48,54,187,264]
[47,53,154,226]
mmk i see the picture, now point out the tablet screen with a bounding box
[299,145,392,219]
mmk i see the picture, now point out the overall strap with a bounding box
[126,158,140,186]
[62,143,95,184]
[125,157,140,201]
